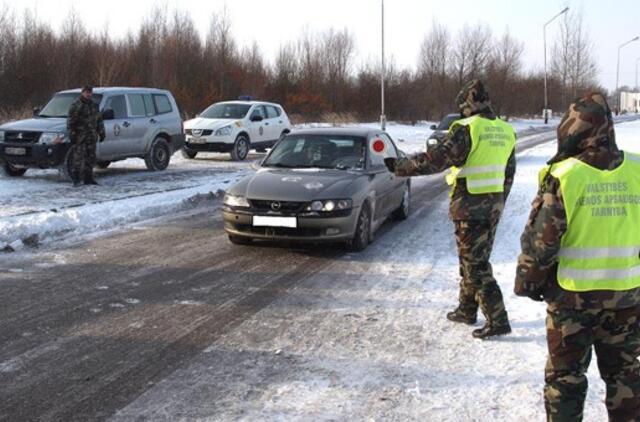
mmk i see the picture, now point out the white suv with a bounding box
[183,101,292,161]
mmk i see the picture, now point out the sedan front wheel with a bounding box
[348,203,371,252]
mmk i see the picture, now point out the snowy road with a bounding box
[0,119,638,421]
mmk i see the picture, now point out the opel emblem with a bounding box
[270,201,282,211]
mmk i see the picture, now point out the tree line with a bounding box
[0,5,602,123]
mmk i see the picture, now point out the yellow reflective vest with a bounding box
[549,152,640,292]
[446,115,516,194]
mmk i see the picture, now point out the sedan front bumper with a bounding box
[222,207,359,242]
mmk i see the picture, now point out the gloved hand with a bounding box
[384,157,396,173]
[527,290,545,302]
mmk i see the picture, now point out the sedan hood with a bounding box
[231,168,363,202]
[184,117,239,131]
[0,117,67,133]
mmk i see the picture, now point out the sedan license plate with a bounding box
[5,147,26,156]
[253,216,297,228]
[188,136,206,144]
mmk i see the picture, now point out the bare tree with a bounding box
[451,24,492,86]
[551,9,598,109]
[322,28,355,112]
[487,30,524,118]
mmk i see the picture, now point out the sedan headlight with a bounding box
[306,199,352,212]
[223,194,250,208]
[215,125,233,137]
[39,132,66,145]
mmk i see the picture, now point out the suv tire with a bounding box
[230,134,250,161]
[182,149,197,159]
[1,159,27,177]
[59,145,75,181]
[145,137,171,171]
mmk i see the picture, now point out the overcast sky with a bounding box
[4,0,640,92]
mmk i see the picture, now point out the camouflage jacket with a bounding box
[515,143,640,310]
[67,97,105,144]
[394,113,516,221]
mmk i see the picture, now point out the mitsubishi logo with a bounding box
[270,201,282,211]
[17,133,23,139]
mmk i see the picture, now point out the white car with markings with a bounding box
[182,101,292,161]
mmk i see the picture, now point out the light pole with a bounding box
[635,57,640,91]
[543,6,569,124]
[616,36,640,113]
[380,0,386,130]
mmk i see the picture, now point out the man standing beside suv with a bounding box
[67,85,105,186]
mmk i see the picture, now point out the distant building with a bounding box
[620,91,640,113]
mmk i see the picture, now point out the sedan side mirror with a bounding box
[33,107,41,117]
[250,115,263,122]
[250,158,263,171]
[102,109,115,120]
[430,124,437,130]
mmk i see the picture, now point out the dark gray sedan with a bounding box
[222,128,410,250]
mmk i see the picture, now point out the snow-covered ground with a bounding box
[110,120,640,421]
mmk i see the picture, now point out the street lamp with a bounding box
[635,57,640,91]
[543,6,569,124]
[616,36,640,112]
[380,0,386,131]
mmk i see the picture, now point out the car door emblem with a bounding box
[259,126,264,136]
[114,124,121,136]
[270,201,282,211]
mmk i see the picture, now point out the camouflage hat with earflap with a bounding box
[455,79,493,117]
[547,92,616,164]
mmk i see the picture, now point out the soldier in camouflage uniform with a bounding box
[515,93,640,420]
[385,80,515,339]
[67,86,105,186]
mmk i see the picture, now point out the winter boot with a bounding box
[472,322,511,340]
[446,308,477,325]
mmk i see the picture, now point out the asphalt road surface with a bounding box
[0,132,556,421]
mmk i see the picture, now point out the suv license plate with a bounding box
[5,147,26,156]
[253,216,297,228]
[188,137,206,144]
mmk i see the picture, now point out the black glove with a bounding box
[527,290,545,302]
[384,157,396,173]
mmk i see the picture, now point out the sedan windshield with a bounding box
[38,93,102,118]
[263,135,366,170]
[437,114,460,130]
[200,103,251,119]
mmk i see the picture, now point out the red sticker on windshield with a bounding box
[372,139,385,154]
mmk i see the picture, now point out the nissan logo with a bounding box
[270,201,282,211]
[192,129,203,136]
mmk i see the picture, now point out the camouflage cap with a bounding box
[455,79,493,117]
[548,92,616,164]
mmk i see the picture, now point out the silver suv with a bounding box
[0,87,185,178]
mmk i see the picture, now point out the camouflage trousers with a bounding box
[545,306,640,421]
[454,218,509,326]
[71,140,97,183]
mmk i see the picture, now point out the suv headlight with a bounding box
[0,130,4,142]
[39,132,66,145]
[306,199,352,212]
[223,194,250,208]
[215,125,233,137]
